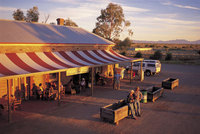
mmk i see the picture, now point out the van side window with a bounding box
[147,64,155,67]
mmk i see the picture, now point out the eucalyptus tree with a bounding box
[93,3,133,41]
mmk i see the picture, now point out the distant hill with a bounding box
[133,39,200,44]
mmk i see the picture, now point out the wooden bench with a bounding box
[12,99,22,111]
[0,104,4,115]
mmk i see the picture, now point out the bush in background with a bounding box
[164,46,168,48]
[134,52,142,58]
[197,50,200,55]
[165,53,172,61]
[150,50,162,60]
[115,37,132,50]
[120,51,126,56]
[149,44,155,48]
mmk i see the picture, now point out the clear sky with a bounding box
[0,0,200,41]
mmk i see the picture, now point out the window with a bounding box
[147,64,155,67]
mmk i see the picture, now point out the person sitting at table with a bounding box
[52,82,57,90]
[46,83,53,100]
[80,78,86,91]
[65,79,74,94]
[39,83,45,100]
[95,72,100,85]
[32,83,38,100]
[95,72,105,86]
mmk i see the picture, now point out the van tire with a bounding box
[145,70,151,76]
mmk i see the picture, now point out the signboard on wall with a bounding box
[66,67,89,76]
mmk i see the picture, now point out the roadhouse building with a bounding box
[0,19,143,121]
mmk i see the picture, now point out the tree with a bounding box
[135,52,142,58]
[93,3,133,40]
[26,6,39,22]
[13,9,25,21]
[64,18,78,27]
[150,50,162,60]
[165,53,172,61]
[197,50,200,55]
[43,14,50,24]
[115,37,132,50]
[120,51,126,56]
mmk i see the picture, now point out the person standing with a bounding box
[115,73,121,90]
[127,90,137,120]
[134,86,143,117]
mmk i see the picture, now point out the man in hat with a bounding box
[127,90,137,120]
[134,86,143,117]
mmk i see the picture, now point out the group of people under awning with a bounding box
[32,82,61,101]
[95,67,126,90]
[64,77,86,95]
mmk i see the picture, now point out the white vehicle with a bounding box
[127,60,161,76]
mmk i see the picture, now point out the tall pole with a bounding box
[24,77,27,100]
[7,79,11,123]
[113,64,116,89]
[140,60,143,81]
[130,62,133,84]
[58,72,61,106]
[91,67,94,96]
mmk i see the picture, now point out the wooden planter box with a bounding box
[100,100,128,125]
[162,78,179,90]
[147,87,164,102]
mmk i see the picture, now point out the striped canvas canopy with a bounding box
[0,49,135,78]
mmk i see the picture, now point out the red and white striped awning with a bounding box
[0,50,136,78]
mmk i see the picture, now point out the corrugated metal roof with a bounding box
[0,20,113,45]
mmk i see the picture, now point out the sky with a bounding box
[0,0,200,41]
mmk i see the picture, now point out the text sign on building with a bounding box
[66,67,89,76]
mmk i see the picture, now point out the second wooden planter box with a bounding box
[147,87,164,102]
[162,78,179,90]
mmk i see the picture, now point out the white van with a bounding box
[127,60,161,76]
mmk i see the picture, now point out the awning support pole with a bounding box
[113,64,116,89]
[58,72,61,106]
[7,79,11,123]
[140,60,143,81]
[24,77,27,100]
[91,67,94,96]
[130,62,133,84]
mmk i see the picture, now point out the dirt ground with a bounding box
[0,64,200,134]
